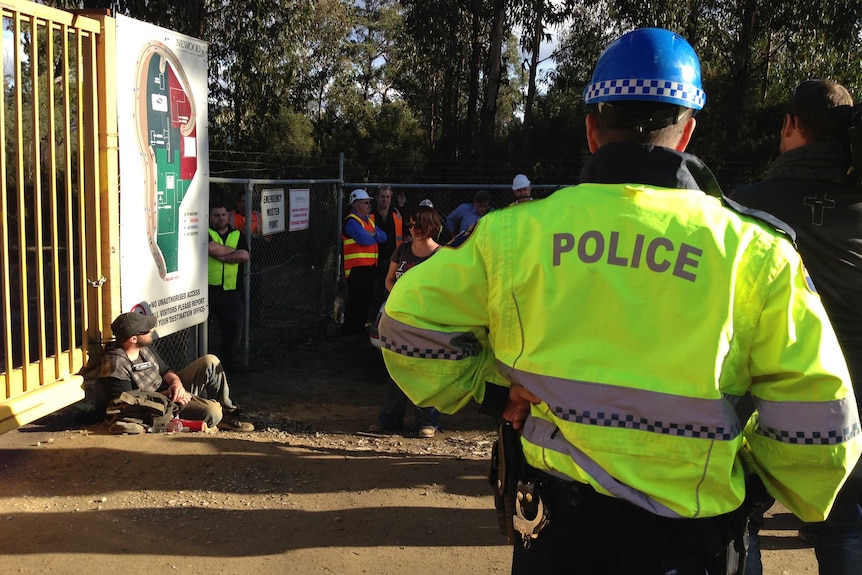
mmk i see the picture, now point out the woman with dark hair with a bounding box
[372,205,442,438]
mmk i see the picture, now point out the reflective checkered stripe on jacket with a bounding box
[380,181,862,522]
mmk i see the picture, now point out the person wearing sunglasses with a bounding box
[372,205,442,438]
[731,79,862,575]
[368,185,404,329]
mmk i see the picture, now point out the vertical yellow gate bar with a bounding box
[0,11,10,398]
[46,22,61,381]
[61,26,77,376]
[30,14,48,383]
[82,26,103,361]
[94,13,121,327]
[74,30,90,364]
[12,13,30,394]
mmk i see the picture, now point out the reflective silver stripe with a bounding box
[498,363,742,440]
[378,312,476,360]
[754,395,861,445]
[522,417,684,518]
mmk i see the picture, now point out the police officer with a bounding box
[378,28,862,574]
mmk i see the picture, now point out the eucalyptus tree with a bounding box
[203,0,316,157]
[394,0,475,164]
[530,1,621,181]
[509,0,571,155]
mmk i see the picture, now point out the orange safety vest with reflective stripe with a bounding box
[229,210,262,237]
[391,210,404,247]
[342,213,378,278]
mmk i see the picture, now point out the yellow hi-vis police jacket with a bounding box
[379,181,862,522]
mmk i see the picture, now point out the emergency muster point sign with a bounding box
[261,188,286,234]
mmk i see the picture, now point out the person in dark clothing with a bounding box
[369,185,403,324]
[99,311,254,431]
[730,79,862,575]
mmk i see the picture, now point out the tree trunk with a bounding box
[522,0,544,158]
[465,0,482,159]
[478,0,505,161]
[724,0,757,163]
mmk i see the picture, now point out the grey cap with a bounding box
[111,312,157,341]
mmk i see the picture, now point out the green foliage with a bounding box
[38,0,862,184]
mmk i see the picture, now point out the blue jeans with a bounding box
[743,502,770,575]
[376,378,439,430]
[810,455,862,574]
[745,458,862,575]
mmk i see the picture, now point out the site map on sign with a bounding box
[134,41,197,280]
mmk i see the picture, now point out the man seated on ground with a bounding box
[99,312,254,432]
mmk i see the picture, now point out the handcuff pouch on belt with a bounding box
[489,422,550,548]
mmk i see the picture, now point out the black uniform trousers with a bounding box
[208,286,244,370]
[343,265,376,335]
[511,475,745,575]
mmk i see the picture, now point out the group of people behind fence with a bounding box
[339,176,531,438]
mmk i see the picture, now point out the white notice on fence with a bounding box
[289,188,311,231]
[261,188,286,234]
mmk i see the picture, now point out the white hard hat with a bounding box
[512,174,531,190]
[348,189,370,204]
[418,199,434,208]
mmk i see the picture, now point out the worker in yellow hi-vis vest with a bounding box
[208,199,249,372]
[379,27,862,575]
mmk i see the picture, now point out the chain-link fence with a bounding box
[147,178,342,371]
[151,167,764,372]
[208,179,342,364]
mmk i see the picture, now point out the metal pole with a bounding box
[242,180,253,368]
[337,153,344,283]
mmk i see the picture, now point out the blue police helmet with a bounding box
[583,28,705,111]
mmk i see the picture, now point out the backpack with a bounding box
[105,390,178,433]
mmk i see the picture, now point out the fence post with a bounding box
[242,180,254,367]
[337,153,345,283]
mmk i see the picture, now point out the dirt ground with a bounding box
[0,337,817,574]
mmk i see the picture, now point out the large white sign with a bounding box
[116,15,210,335]
[288,188,310,232]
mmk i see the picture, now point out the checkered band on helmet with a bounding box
[583,28,706,111]
[584,78,706,110]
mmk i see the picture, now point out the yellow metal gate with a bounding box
[0,1,119,434]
